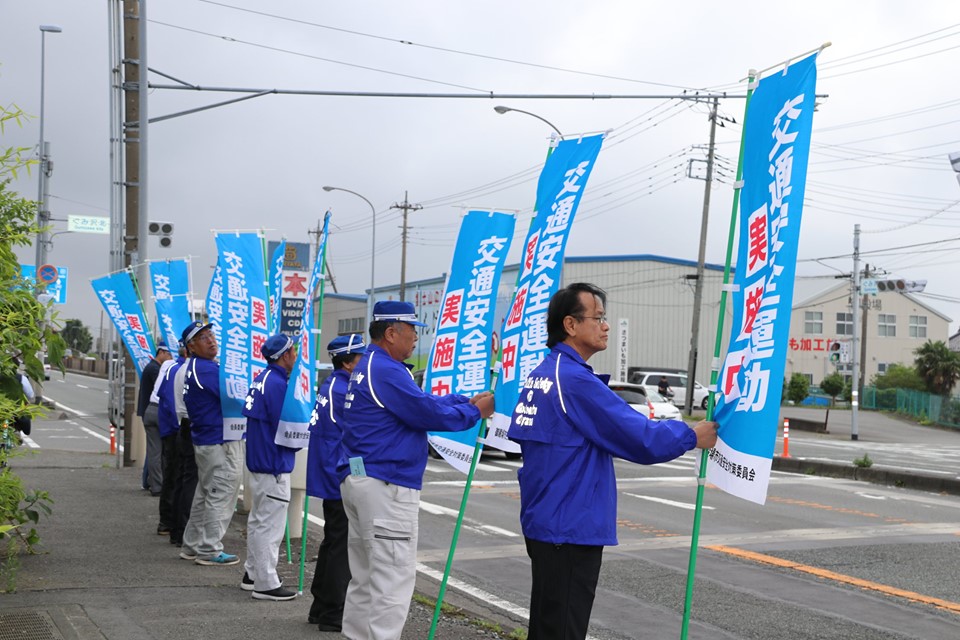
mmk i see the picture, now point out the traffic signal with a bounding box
[148,221,174,248]
[829,342,841,363]
[876,279,926,293]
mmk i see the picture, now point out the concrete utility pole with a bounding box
[121,0,144,467]
[684,96,719,415]
[391,191,422,301]
[850,224,861,441]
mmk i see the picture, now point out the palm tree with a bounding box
[913,340,960,396]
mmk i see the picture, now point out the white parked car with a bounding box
[608,382,654,419]
[630,370,711,410]
[645,389,683,420]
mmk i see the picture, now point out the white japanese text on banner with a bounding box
[91,271,156,377]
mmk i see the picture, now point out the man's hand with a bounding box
[691,420,718,449]
[470,391,495,419]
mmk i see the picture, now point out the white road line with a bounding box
[307,513,326,528]
[48,399,90,417]
[75,384,89,389]
[416,562,531,622]
[420,500,519,538]
[623,492,713,511]
[20,434,39,449]
[78,425,124,452]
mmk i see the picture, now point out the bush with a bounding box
[820,372,844,405]
[786,373,809,405]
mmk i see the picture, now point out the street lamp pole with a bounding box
[35,24,62,272]
[322,186,377,325]
[493,105,563,138]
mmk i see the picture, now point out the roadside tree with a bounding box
[914,340,960,396]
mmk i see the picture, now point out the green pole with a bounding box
[284,518,292,562]
[679,71,755,640]
[428,142,555,640]
[298,211,332,594]
[427,368,500,640]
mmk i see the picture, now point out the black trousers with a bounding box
[308,498,351,626]
[525,537,603,640]
[172,425,198,544]
[158,432,180,529]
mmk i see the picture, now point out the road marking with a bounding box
[75,384,89,389]
[48,399,90,417]
[624,492,713,511]
[420,500,519,537]
[416,562,531,621]
[78,425,124,452]
[20,434,40,449]
[707,544,960,615]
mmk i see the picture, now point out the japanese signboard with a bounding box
[488,134,605,454]
[67,215,110,234]
[266,241,312,337]
[423,210,515,473]
[214,232,269,441]
[709,54,819,504]
[91,270,155,377]
[149,259,192,350]
[21,264,68,304]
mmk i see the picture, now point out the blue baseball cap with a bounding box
[156,341,170,354]
[261,334,295,361]
[181,321,213,345]
[328,334,366,357]
[372,300,427,327]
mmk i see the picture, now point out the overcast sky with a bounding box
[4,1,960,338]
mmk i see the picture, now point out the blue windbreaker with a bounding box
[336,344,480,490]
[508,343,696,546]
[183,356,224,446]
[243,362,298,475]
[306,368,350,500]
[157,356,186,438]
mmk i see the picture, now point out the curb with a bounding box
[772,456,960,495]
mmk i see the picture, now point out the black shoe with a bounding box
[157,525,171,536]
[241,572,255,592]
[317,622,342,633]
[252,586,297,601]
[307,616,319,625]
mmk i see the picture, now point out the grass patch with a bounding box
[853,453,873,468]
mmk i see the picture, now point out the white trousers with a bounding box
[341,476,420,640]
[243,472,290,591]
[182,440,243,559]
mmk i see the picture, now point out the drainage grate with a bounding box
[0,611,64,640]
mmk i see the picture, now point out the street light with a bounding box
[493,105,563,138]
[322,186,377,327]
[35,24,62,273]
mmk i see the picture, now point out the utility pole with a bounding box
[684,96,719,415]
[858,263,871,400]
[850,224,860,441]
[120,0,143,467]
[391,191,422,301]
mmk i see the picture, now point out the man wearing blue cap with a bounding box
[138,342,172,495]
[241,333,300,601]
[180,321,243,566]
[307,333,365,632]
[338,301,495,640]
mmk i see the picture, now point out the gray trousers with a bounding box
[182,440,242,559]
[142,404,163,494]
[243,472,290,591]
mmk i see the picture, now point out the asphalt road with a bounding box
[26,372,960,639]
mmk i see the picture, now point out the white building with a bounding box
[789,281,951,386]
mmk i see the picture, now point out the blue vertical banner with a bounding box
[269,239,286,334]
[423,211,516,473]
[487,134,605,453]
[214,232,270,441]
[91,271,156,377]
[206,259,223,334]
[708,54,819,505]
[149,259,192,349]
[276,213,331,447]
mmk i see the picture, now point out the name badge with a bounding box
[349,456,366,477]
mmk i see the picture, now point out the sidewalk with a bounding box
[0,448,512,640]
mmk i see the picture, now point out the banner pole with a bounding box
[298,212,331,594]
[679,70,755,640]
[427,366,500,640]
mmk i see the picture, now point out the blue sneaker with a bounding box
[195,552,239,566]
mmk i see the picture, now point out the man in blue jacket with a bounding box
[508,283,718,640]
[307,333,365,632]
[241,333,300,601]
[337,300,495,640]
[156,342,187,537]
[180,321,243,566]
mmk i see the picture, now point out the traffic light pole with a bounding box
[850,224,860,441]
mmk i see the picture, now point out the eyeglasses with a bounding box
[574,315,608,325]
